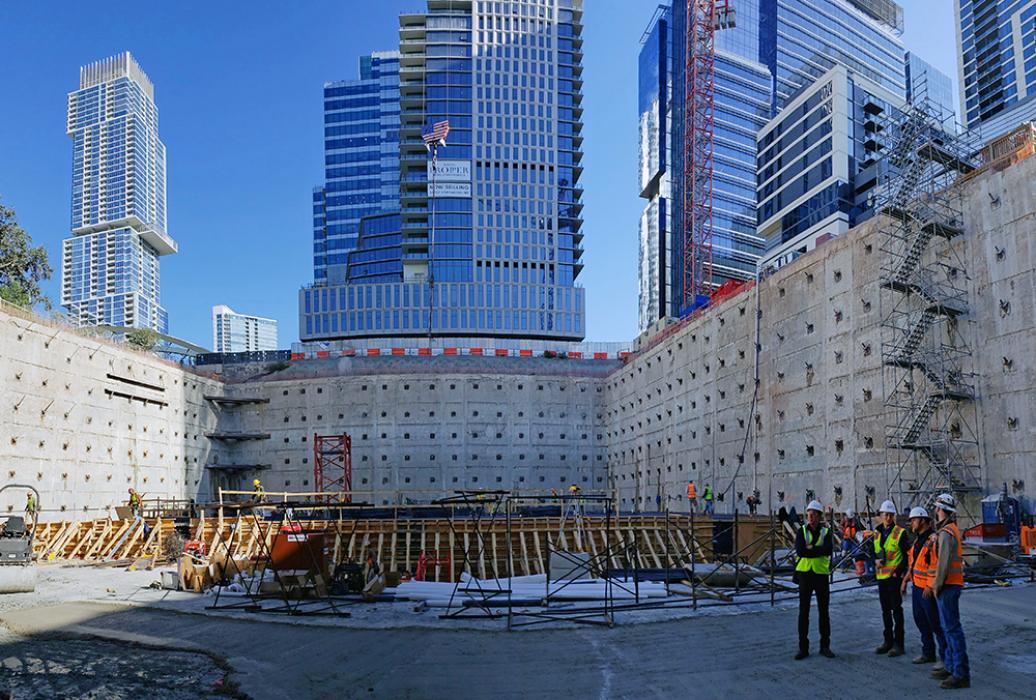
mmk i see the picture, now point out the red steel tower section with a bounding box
[683,0,719,307]
[313,433,352,502]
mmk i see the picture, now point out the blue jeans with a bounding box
[936,584,970,680]
[911,584,945,660]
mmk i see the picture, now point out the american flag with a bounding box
[422,119,450,147]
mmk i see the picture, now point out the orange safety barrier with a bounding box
[418,347,431,356]
[316,351,330,358]
[519,349,533,357]
[290,353,305,361]
[444,347,458,356]
[618,351,632,360]
[367,348,380,356]
[495,348,508,356]
[342,348,356,357]
[568,351,582,358]
[391,347,405,356]
[593,352,609,359]
[469,347,483,355]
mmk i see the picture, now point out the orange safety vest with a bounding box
[843,520,858,540]
[909,531,936,588]
[935,521,965,586]
[687,483,697,500]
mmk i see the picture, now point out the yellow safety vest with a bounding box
[796,526,831,575]
[875,525,905,580]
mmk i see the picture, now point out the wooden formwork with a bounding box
[32,510,788,581]
[32,517,176,565]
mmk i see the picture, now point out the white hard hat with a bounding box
[933,493,956,513]
[806,500,823,513]
[845,508,855,518]
[879,500,897,515]
[909,506,930,519]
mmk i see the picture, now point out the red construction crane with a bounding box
[683,0,734,312]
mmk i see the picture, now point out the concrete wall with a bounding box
[0,305,224,520]
[4,156,1035,521]
[215,357,614,504]
[606,155,1036,516]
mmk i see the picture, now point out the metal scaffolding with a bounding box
[313,434,352,502]
[877,81,982,517]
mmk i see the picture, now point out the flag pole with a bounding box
[428,140,437,342]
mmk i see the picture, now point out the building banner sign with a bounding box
[428,159,471,182]
[429,182,471,198]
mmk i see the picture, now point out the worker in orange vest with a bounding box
[686,481,697,513]
[929,493,970,689]
[902,506,945,671]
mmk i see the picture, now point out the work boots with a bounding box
[887,646,905,657]
[875,642,892,654]
[794,650,809,661]
[940,676,970,689]
[819,648,836,658]
[912,654,936,664]
[931,668,952,680]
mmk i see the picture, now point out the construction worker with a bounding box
[794,500,835,660]
[873,499,909,657]
[703,483,714,515]
[746,491,760,515]
[840,508,861,570]
[930,493,970,689]
[127,488,142,517]
[686,481,697,513]
[24,491,38,530]
[252,479,266,502]
[902,506,946,672]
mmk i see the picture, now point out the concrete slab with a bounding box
[2,579,1033,699]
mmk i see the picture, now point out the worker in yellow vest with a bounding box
[252,479,266,502]
[127,488,143,517]
[902,506,946,671]
[929,493,970,689]
[794,500,835,660]
[702,484,714,514]
[686,481,697,513]
[873,499,909,657]
[24,491,39,530]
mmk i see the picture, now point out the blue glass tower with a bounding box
[662,1,905,316]
[956,0,1036,142]
[301,0,586,342]
[312,52,400,287]
[905,51,956,126]
[61,52,174,333]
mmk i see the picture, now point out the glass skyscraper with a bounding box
[301,0,585,342]
[665,1,772,319]
[61,52,174,333]
[212,305,278,353]
[905,51,956,126]
[956,0,1036,142]
[757,64,905,269]
[311,52,401,287]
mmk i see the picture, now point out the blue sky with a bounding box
[0,1,958,349]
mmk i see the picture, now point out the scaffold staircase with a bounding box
[878,82,982,517]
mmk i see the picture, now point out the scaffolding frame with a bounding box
[313,434,352,502]
[877,79,983,518]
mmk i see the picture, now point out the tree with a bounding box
[125,327,160,351]
[0,199,52,309]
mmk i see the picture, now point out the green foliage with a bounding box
[125,327,160,351]
[0,199,52,310]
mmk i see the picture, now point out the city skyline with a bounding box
[0,1,961,350]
